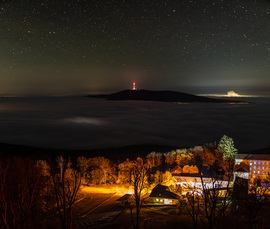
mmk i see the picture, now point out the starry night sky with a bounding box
[1,0,270,96]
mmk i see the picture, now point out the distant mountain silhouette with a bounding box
[88,89,247,104]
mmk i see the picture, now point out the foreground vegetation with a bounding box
[0,136,269,229]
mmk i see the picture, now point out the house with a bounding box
[235,154,270,178]
[233,162,250,181]
[173,173,233,190]
[149,184,180,205]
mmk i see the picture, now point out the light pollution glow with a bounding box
[225,90,241,97]
[200,90,259,98]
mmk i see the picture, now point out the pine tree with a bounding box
[218,135,238,159]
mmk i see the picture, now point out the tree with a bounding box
[218,135,238,159]
[217,136,237,222]
[164,151,176,164]
[152,170,174,187]
[118,159,134,185]
[195,144,234,229]
[175,149,195,167]
[88,157,116,185]
[153,170,163,185]
[36,160,55,228]
[0,156,9,229]
[0,157,45,229]
[129,158,150,229]
[162,171,174,186]
[146,152,162,168]
[183,165,199,174]
[77,156,90,185]
[186,190,201,229]
[244,176,270,229]
[49,156,82,229]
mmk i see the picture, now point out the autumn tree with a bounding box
[77,156,90,185]
[146,151,162,168]
[183,165,199,174]
[152,170,174,186]
[191,138,238,229]
[195,144,231,229]
[153,170,163,185]
[49,156,82,229]
[88,157,116,185]
[164,151,176,164]
[118,159,134,185]
[162,171,174,186]
[175,149,194,167]
[129,158,150,229]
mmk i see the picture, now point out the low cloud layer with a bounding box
[0,97,269,153]
[63,117,106,126]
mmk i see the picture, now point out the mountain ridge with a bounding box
[87,89,248,104]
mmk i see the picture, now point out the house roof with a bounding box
[149,184,179,200]
[234,163,250,172]
[173,173,202,178]
[172,165,217,178]
[234,167,249,172]
[116,194,132,202]
[236,154,270,161]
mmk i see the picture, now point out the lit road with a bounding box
[73,192,123,228]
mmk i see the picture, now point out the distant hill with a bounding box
[87,89,247,104]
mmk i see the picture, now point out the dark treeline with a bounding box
[0,142,178,163]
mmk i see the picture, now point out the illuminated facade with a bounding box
[173,174,233,190]
[235,154,270,178]
[149,184,179,205]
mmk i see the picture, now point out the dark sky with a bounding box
[1,0,270,96]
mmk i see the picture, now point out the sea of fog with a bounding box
[0,96,269,153]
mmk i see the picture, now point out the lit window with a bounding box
[254,171,256,173]
[254,166,256,169]
[156,199,159,201]
[258,162,261,165]
[258,167,261,169]
[250,162,252,165]
[254,162,257,164]
[267,162,269,165]
[263,167,265,169]
[258,171,260,173]
[262,162,265,165]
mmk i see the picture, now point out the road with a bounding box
[73,192,124,228]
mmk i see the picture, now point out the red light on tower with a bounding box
[133,82,136,90]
